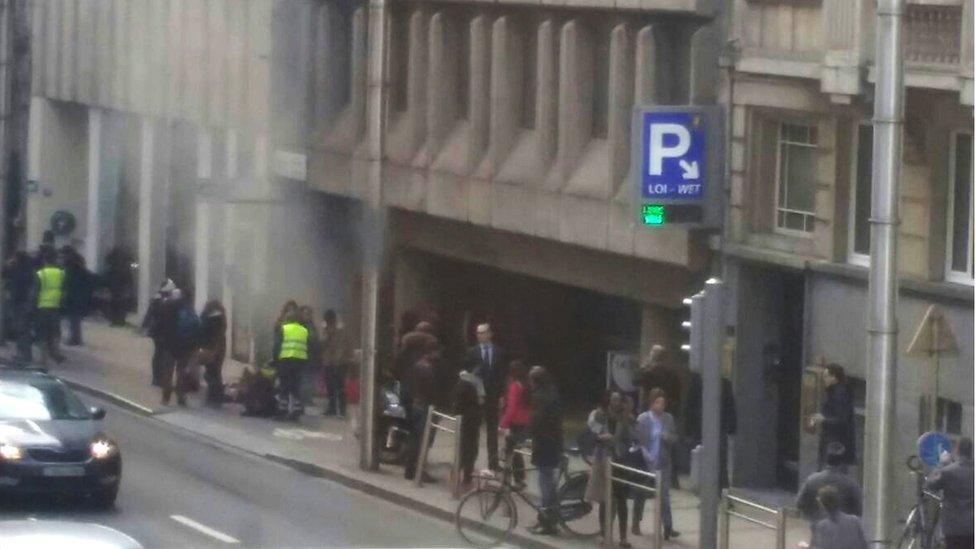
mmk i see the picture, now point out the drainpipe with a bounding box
[864,0,903,545]
[359,0,389,471]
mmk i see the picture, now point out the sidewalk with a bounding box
[18,319,811,549]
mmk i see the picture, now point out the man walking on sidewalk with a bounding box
[321,309,349,418]
[33,248,66,365]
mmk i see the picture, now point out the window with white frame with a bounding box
[946,131,973,282]
[775,122,819,233]
[849,124,873,263]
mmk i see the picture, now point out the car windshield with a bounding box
[0,381,91,420]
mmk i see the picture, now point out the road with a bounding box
[0,397,463,548]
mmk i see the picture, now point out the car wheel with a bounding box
[90,485,119,509]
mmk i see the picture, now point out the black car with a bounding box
[0,370,121,507]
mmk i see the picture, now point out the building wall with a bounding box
[26,99,88,250]
[805,273,974,515]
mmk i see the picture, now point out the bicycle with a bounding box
[897,455,944,549]
[454,446,599,547]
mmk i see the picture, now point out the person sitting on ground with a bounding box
[796,441,862,528]
[809,486,868,549]
[926,436,974,549]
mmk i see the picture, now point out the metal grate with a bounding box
[27,448,89,463]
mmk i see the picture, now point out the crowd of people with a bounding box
[1,232,109,366]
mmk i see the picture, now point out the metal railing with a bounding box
[718,490,788,549]
[604,458,663,548]
[414,405,464,499]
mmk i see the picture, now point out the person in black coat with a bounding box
[528,365,563,536]
[465,322,507,471]
[4,251,36,363]
[684,373,737,488]
[796,442,862,534]
[926,437,974,549]
[810,364,856,468]
[102,246,134,326]
[60,246,93,346]
[199,300,227,406]
[142,279,176,387]
[452,368,483,488]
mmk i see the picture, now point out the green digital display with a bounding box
[642,204,665,225]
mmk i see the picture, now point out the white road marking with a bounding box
[170,514,240,544]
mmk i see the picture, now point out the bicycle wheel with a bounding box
[896,507,921,549]
[557,471,600,537]
[455,487,517,548]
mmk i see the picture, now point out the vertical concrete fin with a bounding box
[468,15,490,164]
[537,18,557,171]
[167,0,184,119]
[31,0,45,96]
[351,6,368,144]
[85,108,102,269]
[426,11,451,157]
[408,8,428,151]
[207,0,228,127]
[59,0,76,101]
[487,15,516,174]
[635,25,657,106]
[551,19,590,189]
[609,23,634,195]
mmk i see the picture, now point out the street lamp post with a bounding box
[865,0,904,544]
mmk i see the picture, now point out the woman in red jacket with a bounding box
[500,360,531,488]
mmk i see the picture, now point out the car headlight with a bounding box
[0,443,22,460]
[90,439,118,460]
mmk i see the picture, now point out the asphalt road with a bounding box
[0,397,464,548]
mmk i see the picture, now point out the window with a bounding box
[937,398,963,435]
[849,124,873,263]
[775,122,819,233]
[946,132,973,282]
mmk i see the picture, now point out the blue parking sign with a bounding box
[640,111,706,200]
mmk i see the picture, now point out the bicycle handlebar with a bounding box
[907,454,923,473]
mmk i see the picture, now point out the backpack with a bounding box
[176,306,201,344]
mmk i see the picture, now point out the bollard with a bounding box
[450,414,463,499]
[603,457,613,547]
[718,490,730,549]
[414,405,435,487]
[775,507,787,549]
[650,470,662,549]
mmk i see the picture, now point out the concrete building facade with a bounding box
[23,0,974,524]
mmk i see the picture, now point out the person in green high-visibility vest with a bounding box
[34,248,66,365]
[273,309,309,421]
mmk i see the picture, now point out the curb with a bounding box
[63,378,565,549]
[61,379,157,417]
[262,454,563,549]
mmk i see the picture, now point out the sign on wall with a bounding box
[631,105,724,228]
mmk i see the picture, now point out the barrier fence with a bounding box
[604,459,663,548]
[414,406,464,499]
[718,490,788,549]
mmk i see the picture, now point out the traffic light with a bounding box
[681,293,705,373]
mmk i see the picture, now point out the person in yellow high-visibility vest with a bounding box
[34,249,67,365]
[273,310,309,421]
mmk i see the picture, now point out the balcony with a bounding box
[735,0,974,104]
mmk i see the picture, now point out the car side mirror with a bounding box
[90,407,106,420]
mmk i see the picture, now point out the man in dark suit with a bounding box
[466,323,506,471]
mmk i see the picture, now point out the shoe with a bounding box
[177,397,187,407]
[528,525,558,536]
[420,472,437,483]
[336,414,345,420]
[665,529,681,540]
[631,523,642,536]
[619,541,632,548]
[53,354,66,364]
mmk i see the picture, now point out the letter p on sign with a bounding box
[647,123,691,176]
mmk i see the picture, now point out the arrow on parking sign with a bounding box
[679,159,700,180]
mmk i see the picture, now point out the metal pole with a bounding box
[775,508,787,549]
[414,405,434,487]
[603,458,613,547]
[650,471,662,549]
[865,0,904,544]
[452,415,463,499]
[359,0,389,471]
[699,278,725,549]
[718,490,729,549]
